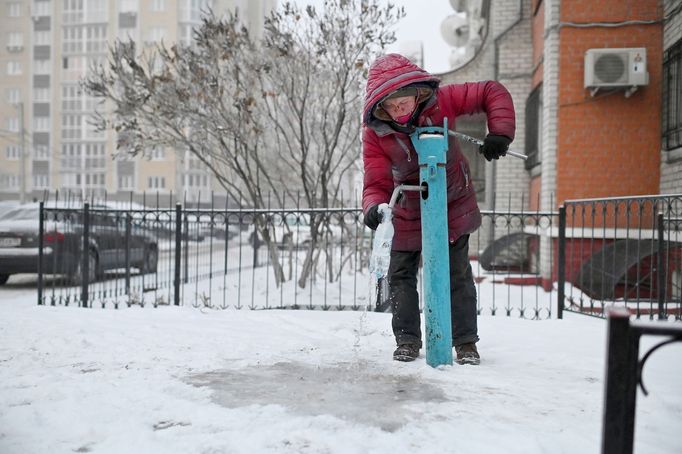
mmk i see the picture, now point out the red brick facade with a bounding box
[530,0,664,210]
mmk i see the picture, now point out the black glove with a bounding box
[480,134,511,161]
[364,205,382,231]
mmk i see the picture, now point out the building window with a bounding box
[62,114,82,140]
[663,38,682,151]
[151,0,165,12]
[6,88,20,104]
[7,32,23,50]
[85,0,107,22]
[84,143,106,169]
[145,27,166,44]
[34,144,50,159]
[34,87,51,102]
[5,118,19,133]
[147,146,165,160]
[34,59,51,74]
[117,27,136,42]
[62,56,86,81]
[148,176,166,189]
[7,61,22,75]
[5,145,20,160]
[33,174,49,189]
[179,0,212,22]
[8,2,21,17]
[85,123,105,140]
[62,26,83,54]
[118,174,135,190]
[0,174,20,190]
[33,116,50,132]
[524,84,542,170]
[62,85,82,111]
[86,24,107,53]
[119,0,138,12]
[33,1,51,17]
[61,143,81,170]
[84,173,105,186]
[63,0,83,24]
[34,31,51,45]
[179,24,194,46]
[85,93,103,112]
[185,173,209,188]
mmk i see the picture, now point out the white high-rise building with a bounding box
[0,0,276,203]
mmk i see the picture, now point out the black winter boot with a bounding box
[393,344,420,362]
[455,343,480,365]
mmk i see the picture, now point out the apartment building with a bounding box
[440,0,681,285]
[0,0,276,203]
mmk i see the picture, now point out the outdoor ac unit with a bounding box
[584,48,648,96]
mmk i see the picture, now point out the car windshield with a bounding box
[1,207,39,221]
[0,202,19,218]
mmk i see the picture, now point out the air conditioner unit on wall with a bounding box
[584,47,648,97]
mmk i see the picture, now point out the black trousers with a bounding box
[388,234,479,349]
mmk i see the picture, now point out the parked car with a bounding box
[0,204,158,285]
[0,200,20,220]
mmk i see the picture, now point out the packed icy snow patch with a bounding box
[188,361,447,432]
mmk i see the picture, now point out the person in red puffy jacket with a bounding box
[362,53,516,363]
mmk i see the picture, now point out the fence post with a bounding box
[183,215,189,284]
[81,202,90,308]
[37,201,44,305]
[557,205,566,319]
[174,203,182,306]
[657,213,666,320]
[601,308,639,454]
[124,213,131,297]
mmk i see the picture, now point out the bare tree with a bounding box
[83,0,403,287]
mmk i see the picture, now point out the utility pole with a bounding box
[18,102,27,204]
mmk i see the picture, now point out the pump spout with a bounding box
[388,184,424,209]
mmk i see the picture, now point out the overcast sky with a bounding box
[289,0,457,74]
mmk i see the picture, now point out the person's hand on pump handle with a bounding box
[480,134,511,161]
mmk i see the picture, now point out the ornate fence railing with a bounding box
[27,192,682,321]
[557,194,682,321]
[32,197,558,318]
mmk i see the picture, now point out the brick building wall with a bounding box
[440,0,532,214]
[660,0,682,194]
[555,0,663,204]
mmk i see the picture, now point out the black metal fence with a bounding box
[31,195,558,318]
[557,194,682,321]
[26,192,682,321]
[36,202,371,310]
[601,308,682,454]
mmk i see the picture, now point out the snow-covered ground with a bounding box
[1,282,681,454]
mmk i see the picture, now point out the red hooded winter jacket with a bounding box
[362,54,516,251]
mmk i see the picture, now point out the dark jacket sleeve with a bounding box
[362,126,393,214]
[440,81,516,140]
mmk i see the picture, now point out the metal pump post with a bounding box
[410,119,453,367]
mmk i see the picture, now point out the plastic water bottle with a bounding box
[369,203,394,279]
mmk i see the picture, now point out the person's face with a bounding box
[382,95,417,121]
